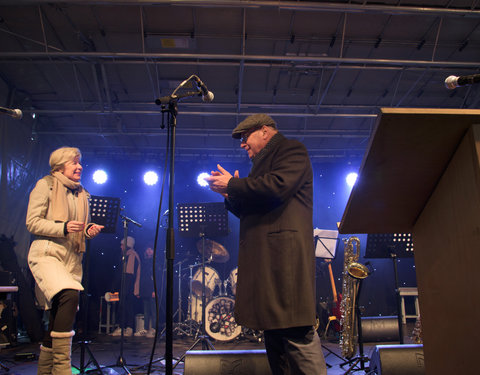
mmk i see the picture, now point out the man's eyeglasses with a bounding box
[240,126,262,143]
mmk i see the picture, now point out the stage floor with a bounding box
[0,325,417,374]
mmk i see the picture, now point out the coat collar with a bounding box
[251,132,284,167]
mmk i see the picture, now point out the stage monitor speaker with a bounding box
[361,316,400,342]
[369,344,424,375]
[184,349,270,375]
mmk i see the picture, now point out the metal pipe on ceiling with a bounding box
[24,109,378,118]
[1,52,478,69]
[35,130,370,138]
[8,1,480,18]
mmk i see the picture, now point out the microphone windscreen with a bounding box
[444,75,458,89]
[203,91,214,102]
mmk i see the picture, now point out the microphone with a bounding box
[193,75,214,102]
[0,106,22,120]
[445,74,480,89]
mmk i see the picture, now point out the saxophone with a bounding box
[339,237,369,359]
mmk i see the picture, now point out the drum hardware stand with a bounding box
[172,231,215,370]
[73,195,120,374]
[173,260,185,323]
[172,260,198,337]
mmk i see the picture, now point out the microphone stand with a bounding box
[157,83,204,375]
[163,97,178,375]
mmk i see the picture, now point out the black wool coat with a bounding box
[225,133,316,331]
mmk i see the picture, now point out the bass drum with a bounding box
[191,266,220,298]
[205,296,242,341]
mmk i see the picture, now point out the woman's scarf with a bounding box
[50,171,89,253]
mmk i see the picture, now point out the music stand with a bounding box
[314,229,339,259]
[73,196,120,374]
[313,229,345,367]
[174,203,228,369]
[365,233,414,344]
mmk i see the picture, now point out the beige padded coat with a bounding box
[26,177,88,309]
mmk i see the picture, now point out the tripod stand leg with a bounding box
[0,360,9,371]
[172,334,215,370]
[84,343,103,374]
[73,341,104,374]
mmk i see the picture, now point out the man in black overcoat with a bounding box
[206,114,327,374]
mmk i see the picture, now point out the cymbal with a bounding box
[196,239,230,263]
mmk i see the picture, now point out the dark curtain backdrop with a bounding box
[0,97,417,331]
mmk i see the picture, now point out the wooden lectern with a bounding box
[339,108,480,375]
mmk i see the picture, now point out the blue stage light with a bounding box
[144,171,159,186]
[92,169,108,184]
[197,172,210,187]
[346,172,358,187]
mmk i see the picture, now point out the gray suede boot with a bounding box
[51,330,74,375]
[37,344,53,375]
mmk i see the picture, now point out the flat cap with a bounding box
[232,114,277,139]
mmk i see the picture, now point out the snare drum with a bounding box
[228,267,238,295]
[205,296,242,341]
[191,266,220,298]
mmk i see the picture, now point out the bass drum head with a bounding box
[205,296,242,341]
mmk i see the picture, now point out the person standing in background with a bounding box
[26,146,104,375]
[135,245,156,338]
[111,236,141,337]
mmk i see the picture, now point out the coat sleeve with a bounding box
[227,140,310,210]
[26,178,65,237]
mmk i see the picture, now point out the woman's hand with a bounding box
[66,220,85,233]
[87,224,104,238]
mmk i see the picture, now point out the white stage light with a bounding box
[346,172,358,187]
[93,170,108,184]
[197,172,210,187]
[144,171,159,186]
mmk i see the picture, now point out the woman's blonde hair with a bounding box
[49,147,82,173]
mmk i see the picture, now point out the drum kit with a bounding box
[173,239,262,343]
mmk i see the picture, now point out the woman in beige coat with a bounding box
[26,147,104,375]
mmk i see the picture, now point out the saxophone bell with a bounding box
[347,262,369,280]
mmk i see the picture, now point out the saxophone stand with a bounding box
[341,279,369,374]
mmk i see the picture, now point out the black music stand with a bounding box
[73,195,120,374]
[173,203,228,369]
[313,229,345,367]
[113,212,142,375]
[365,233,414,344]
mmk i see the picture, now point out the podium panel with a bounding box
[413,125,480,374]
[339,109,480,374]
